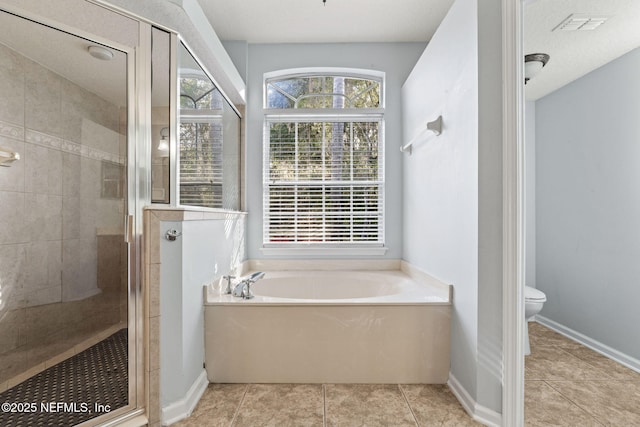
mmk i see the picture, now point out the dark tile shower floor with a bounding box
[0,328,128,427]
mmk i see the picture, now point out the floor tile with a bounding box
[167,323,640,427]
[233,384,323,427]
[173,383,246,427]
[561,345,640,382]
[524,381,603,426]
[526,323,640,426]
[401,384,480,426]
[528,322,581,351]
[546,381,640,427]
[325,384,416,427]
[525,346,614,381]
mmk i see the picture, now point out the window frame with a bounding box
[262,68,387,255]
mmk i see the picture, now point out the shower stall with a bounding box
[0,4,140,426]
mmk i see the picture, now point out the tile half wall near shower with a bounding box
[0,42,128,388]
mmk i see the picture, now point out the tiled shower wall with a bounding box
[0,42,127,385]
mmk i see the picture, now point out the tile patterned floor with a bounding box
[172,322,640,426]
[173,383,479,426]
[525,322,640,426]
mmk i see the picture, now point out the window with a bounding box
[178,43,241,210]
[263,70,384,248]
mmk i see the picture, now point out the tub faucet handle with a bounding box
[242,280,254,300]
[232,279,254,299]
[223,275,235,294]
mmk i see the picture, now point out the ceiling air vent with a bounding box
[553,14,610,32]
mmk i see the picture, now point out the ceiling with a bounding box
[201,0,640,100]
[2,1,638,108]
[524,0,640,100]
[198,0,455,43]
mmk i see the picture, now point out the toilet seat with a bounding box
[525,286,546,302]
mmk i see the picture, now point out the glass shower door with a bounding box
[0,8,134,426]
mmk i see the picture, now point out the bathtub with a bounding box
[203,261,451,384]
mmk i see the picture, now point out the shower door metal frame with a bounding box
[0,3,146,426]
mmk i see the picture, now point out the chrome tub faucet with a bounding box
[232,272,265,300]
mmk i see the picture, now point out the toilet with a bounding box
[524,286,547,355]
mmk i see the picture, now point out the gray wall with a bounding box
[401,0,504,413]
[245,42,426,260]
[222,41,248,84]
[535,47,640,360]
[475,0,504,411]
[525,101,536,288]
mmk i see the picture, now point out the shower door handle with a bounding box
[125,215,134,243]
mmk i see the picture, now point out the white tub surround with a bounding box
[204,261,451,384]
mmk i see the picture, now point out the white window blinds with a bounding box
[264,118,384,245]
[179,120,223,208]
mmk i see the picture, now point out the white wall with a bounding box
[402,0,478,398]
[401,0,504,415]
[535,47,640,361]
[246,43,426,260]
[160,214,246,408]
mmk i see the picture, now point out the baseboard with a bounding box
[447,373,502,427]
[536,316,640,373]
[161,369,208,426]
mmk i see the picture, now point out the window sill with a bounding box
[260,246,388,257]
